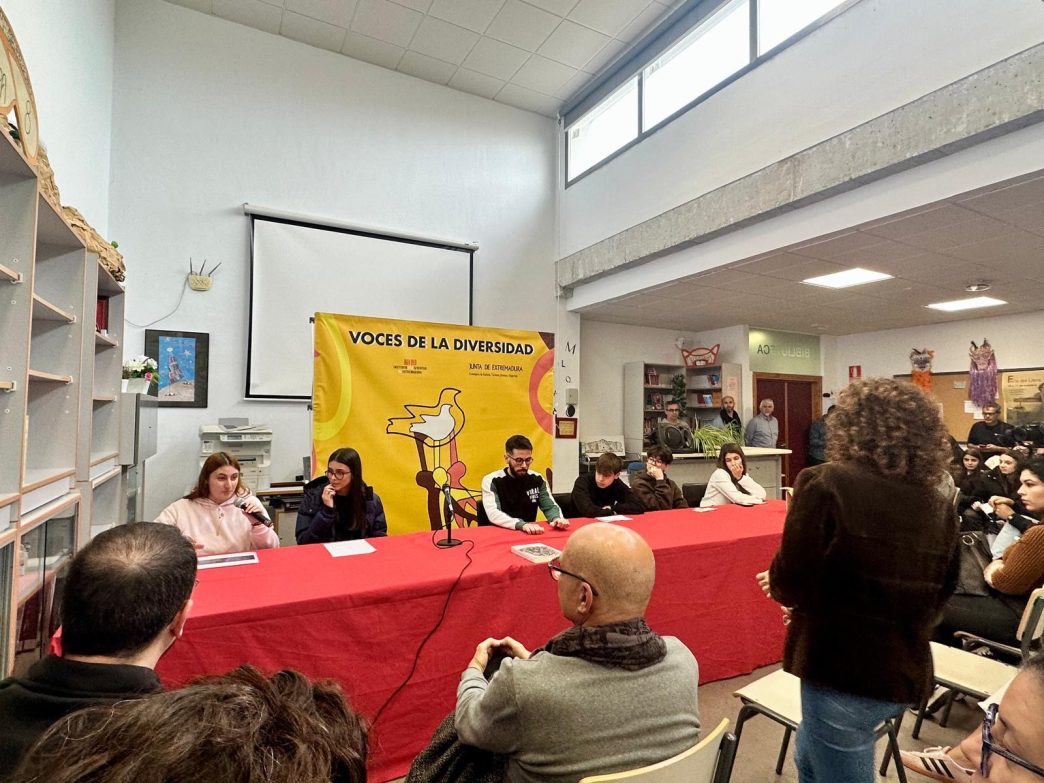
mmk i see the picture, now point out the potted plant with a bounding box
[122,355,158,394]
[670,374,687,412]
[690,424,741,458]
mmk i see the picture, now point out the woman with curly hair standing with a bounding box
[758,378,959,783]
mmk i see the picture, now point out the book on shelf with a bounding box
[95,297,109,332]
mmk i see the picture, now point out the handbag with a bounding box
[954,531,993,597]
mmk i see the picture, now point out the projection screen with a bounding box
[247,212,474,399]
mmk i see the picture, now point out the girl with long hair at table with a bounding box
[154,452,279,556]
[700,443,766,507]
[296,447,387,544]
[757,378,958,783]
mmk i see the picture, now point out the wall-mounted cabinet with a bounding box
[623,361,742,455]
[0,128,127,674]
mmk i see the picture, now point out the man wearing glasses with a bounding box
[455,523,700,782]
[631,446,687,511]
[478,434,568,535]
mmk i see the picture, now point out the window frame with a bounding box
[563,0,857,188]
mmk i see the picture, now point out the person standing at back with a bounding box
[745,399,779,448]
[758,378,958,783]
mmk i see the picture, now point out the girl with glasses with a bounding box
[296,447,387,544]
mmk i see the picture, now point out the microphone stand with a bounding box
[435,484,462,548]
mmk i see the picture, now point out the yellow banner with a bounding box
[312,313,555,535]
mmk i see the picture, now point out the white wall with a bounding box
[108,0,557,518]
[3,0,115,233]
[827,311,1044,392]
[578,321,748,443]
[560,0,1044,257]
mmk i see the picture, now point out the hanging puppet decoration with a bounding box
[969,339,998,408]
[909,348,934,393]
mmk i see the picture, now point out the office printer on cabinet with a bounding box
[200,420,272,490]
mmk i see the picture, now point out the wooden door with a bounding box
[752,373,822,487]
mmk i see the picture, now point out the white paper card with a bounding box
[324,540,377,557]
[198,552,260,570]
[596,514,631,522]
[691,507,716,513]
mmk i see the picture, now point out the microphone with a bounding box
[233,496,272,527]
[436,483,462,548]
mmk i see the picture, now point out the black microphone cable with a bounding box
[370,532,475,728]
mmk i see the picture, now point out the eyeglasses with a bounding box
[666,407,680,413]
[980,703,1044,778]
[325,468,351,480]
[647,458,665,468]
[507,456,533,466]
[547,558,599,596]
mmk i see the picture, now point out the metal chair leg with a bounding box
[884,721,908,783]
[911,699,927,740]
[940,690,957,728]
[775,727,792,775]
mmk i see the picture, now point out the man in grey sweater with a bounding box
[455,523,700,783]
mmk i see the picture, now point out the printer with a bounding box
[200,419,272,490]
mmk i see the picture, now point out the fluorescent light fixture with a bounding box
[926,296,1007,312]
[801,268,893,288]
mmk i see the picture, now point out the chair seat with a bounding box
[929,642,1016,698]
[733,669,802,726]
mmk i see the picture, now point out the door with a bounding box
[753,373,822,487]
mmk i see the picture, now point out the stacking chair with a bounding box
[682,483,708,508]
[910,642,1016,738]
[955,586,1044,661]
[733,669,907,782]
[553,492,577,519]
[578,718,737,783]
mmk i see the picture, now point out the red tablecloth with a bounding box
[156,503,787,781]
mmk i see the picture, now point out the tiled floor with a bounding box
[386,663,976,782]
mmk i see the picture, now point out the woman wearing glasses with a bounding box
[296,447,387,544]
[155,451,279,555]
[960,651,1044,781]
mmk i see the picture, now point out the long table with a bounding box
[156,503,788,781]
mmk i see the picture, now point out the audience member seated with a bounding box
[0,523,196,780]
[10,665,368,783]
[963,450,1027,533]
[478,434,567,535]
[902,651,1044,781]
[155,451,279,556]
[967,403,1015,457]
[700,444,767,507]
[570,453,645,518]
[296,447,388,544]
[630,446,687,510]
[453,523,700,783]
[937,455,1044,649]
[958,650,1044,780]
[953,448,991,511]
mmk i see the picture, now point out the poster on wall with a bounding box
[145,329,209,408]
[1001,370,1044,426]
[312,313,555,536]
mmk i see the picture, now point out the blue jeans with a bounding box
[796,681,906,783]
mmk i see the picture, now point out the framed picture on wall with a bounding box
[145,330,209,408]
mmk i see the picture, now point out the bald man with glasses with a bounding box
[477,434,568,535]
[455,523,700,783]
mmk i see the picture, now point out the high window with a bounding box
[565,0,849,184]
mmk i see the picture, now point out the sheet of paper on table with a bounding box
[691,507,716,513]
[324,540,377,557]
[198,552,260,570]
[597,514,631,522]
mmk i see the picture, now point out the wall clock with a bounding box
[0,8,39,162]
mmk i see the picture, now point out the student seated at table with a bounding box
[296,448,388,544]
[478,434,568,535]
[570,452,645,518]
[155,452,279,556]
[10,665,369,783]
[700,444,767,507]
[631,445,687,510]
